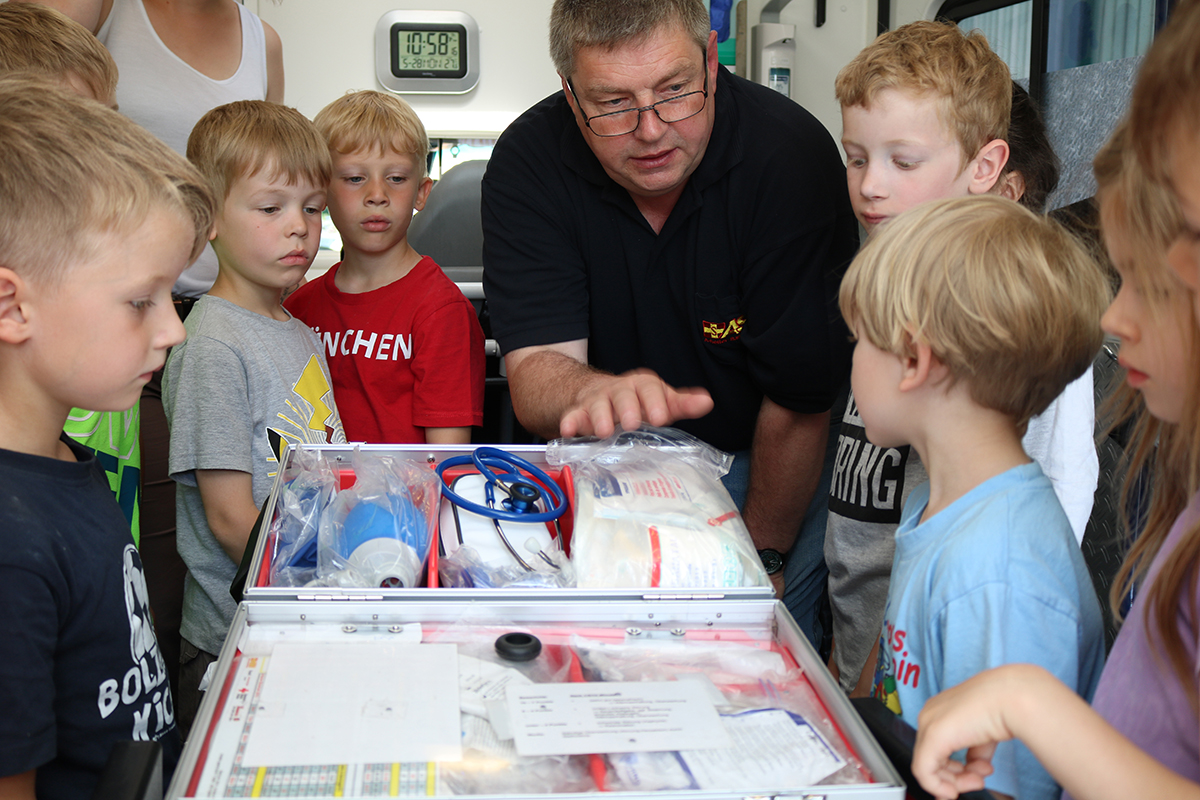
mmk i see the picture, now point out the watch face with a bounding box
[758,548,784,575]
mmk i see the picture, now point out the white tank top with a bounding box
[99,0,270,297]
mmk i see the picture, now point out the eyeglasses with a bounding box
[566,74,709,137]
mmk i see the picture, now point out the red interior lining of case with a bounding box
[258,460,576,590]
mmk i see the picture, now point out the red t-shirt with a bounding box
[285,257,484,443]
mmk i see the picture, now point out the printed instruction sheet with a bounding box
[507,680,732,756]
[680,708,847,789]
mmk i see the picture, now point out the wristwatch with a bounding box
[757,548,785,576]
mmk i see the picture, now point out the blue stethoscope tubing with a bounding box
[436,447,568,523]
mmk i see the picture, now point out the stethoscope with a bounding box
[436,447,568,572]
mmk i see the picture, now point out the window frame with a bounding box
[933,0,1175,106]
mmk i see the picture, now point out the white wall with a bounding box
[736,0,937,143]
[742,0,871,141]
[247,0,941,141]
[249,0,562,136]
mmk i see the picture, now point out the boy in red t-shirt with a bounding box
[286,90,484,443]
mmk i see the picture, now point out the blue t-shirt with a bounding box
[871,462,1105,800]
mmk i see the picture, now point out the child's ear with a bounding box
[967,138,1010,195]
[1168,237,1200,291]
[0,267,32,345]
[898,336,938,392]
[413,177,434,213]
[207,222,219,243]
[994,170,1026,203]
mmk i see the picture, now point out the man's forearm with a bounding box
[506,346,715,440]
[740,399,830,553]
[506,347,603,439]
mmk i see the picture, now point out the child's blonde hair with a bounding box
[0,74,213,287]
[0,2,117,104]
[839,195,1108,428]
[1129,0,1200,187]
[313,90,429,177]
[835,20,1011,171]
[187,100,332,208]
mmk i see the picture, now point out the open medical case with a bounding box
[168,444,906,799]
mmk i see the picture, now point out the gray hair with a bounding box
[549,0,710,78]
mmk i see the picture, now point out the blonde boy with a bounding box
[0,2,157,541]
[0,2,116,106]
[825,20,1099,695]
[285,90,484,444]
[0,75,212,799]
[165,101,346,736]
[843,195,1106,800]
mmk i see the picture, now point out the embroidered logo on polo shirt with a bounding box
[702,315,745,344]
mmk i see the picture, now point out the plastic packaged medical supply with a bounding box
[423,623,593,795]
[268,446,339,587]
[569,635,866,791]
[546,426,768,589]
[438,469,575,589]
[316,448,439,588]
[438,543,576,589]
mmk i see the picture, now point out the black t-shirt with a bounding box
[0,436,180,798]
[482,68,859,452]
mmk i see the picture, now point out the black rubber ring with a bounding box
[495,631,542,662]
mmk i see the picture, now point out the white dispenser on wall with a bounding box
[750,22,796,98]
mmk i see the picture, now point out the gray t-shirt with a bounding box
[825,392,927,693]
[164,296,346,654]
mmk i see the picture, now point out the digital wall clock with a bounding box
[375,10,480,94]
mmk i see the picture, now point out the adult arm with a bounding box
[505,341,714,440]
[13,0,110,33]
[913,664,1200,800]
[195,469,258,563]
[262,20,284,103]
[0,772,35,800]
[740,399,828,594]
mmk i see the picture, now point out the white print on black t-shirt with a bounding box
[95,545,173,740]
[827,394,911,524]
[314,327,413,361]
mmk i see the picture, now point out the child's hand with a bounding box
[912,665,1047,798]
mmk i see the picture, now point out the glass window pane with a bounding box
[954,0,1158,76]
[1047,0,1156,71]
[959,1,1034,81]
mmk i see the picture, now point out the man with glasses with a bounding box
[481,0,857,648]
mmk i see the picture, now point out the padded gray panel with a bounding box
[1041,56,1141,211]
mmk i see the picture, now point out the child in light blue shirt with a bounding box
[839,195,1108,800]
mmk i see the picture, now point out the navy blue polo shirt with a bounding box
[482,67,858,452]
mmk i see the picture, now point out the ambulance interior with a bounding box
[269,0,1157,617]
[77,0,1173,795]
